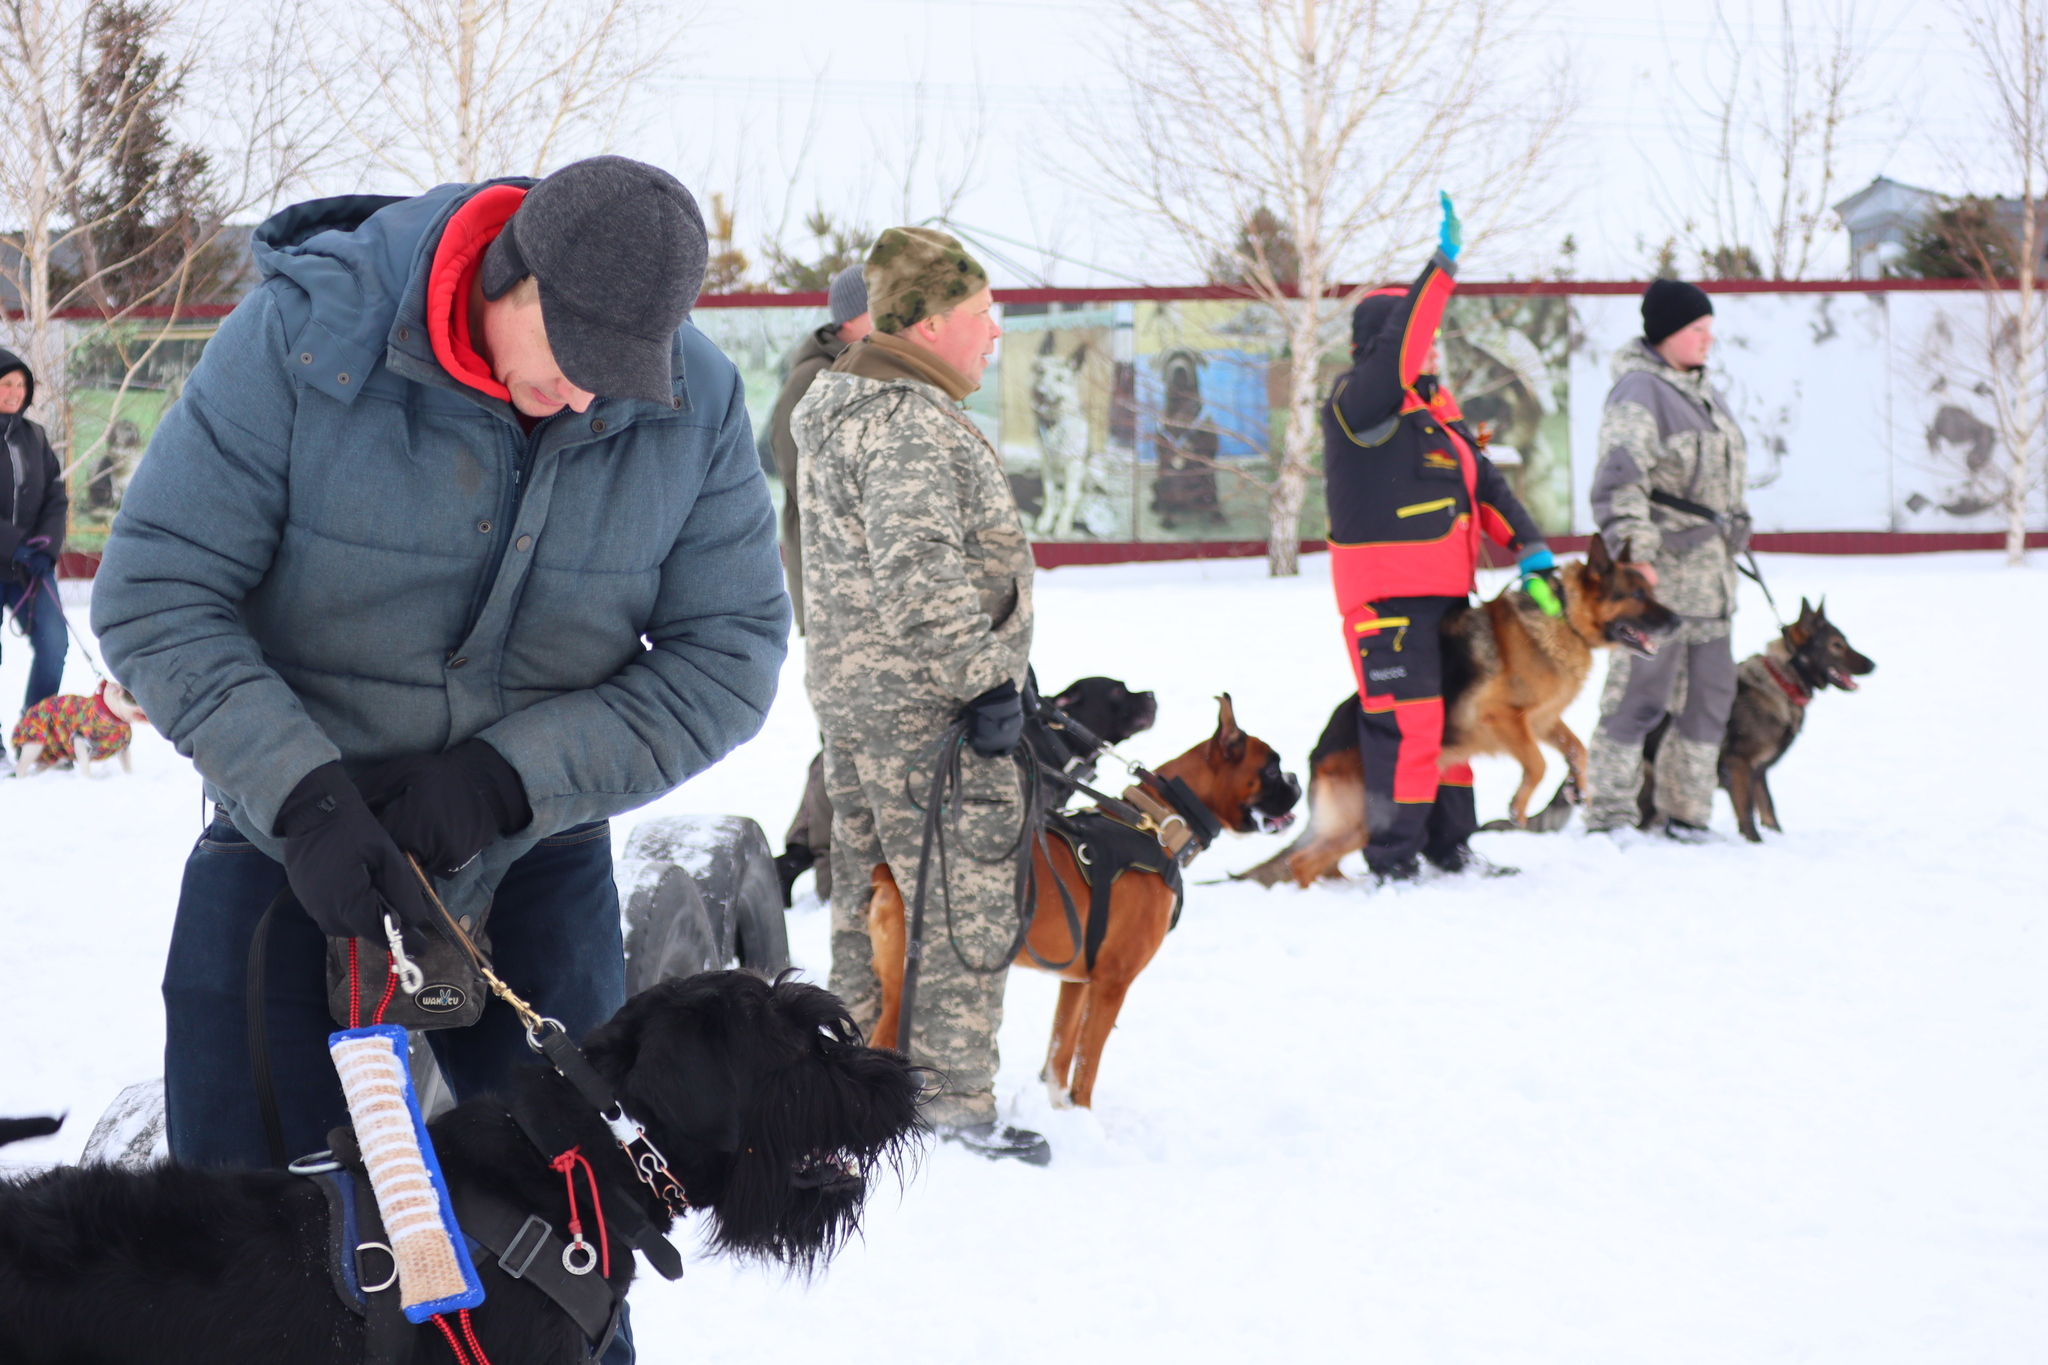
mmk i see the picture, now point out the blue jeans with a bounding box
[162,814,635,1361]
[2,574,67,714]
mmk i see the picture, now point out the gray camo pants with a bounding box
[1584,617,1736,830]
[822,709,1020,1126]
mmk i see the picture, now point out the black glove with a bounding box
[354,738,532,876]
[275,762,434,940]
[963,679,1025,758]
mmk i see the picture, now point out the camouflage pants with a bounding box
[822,709,1023,1126]
[1584,617,1737,830]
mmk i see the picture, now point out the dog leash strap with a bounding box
[524,1014,692,1222]
[246,892,291,1168]
[404,857,694,1221]
[1739,549,1785,624]
[1032,760,1148,827]
[508,1097,686,1281]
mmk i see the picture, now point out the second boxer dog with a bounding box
[867,695,1297,1109]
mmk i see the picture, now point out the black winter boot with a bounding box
[937,1121,1051,1166]
[773,844,816,907]
[1369,855,1421,887]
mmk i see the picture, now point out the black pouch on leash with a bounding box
[325,922,489,1030]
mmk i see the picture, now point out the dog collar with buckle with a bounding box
[507,1087,687,1282]
[525,1020,694,1223]
[1763,657,1810,707]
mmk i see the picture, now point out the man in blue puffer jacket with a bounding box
[93,157,789,1205]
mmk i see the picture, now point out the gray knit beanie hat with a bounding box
[827,264,869,326]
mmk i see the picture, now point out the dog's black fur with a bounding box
[1048,676,1158,748]
[1642,598,1875,841]
[0,971,924,1365]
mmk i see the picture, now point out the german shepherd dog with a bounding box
[1242,537,1676,887]
[1641,597,1875,842]
[0,972,924,1365]
[867,697,1299,1109]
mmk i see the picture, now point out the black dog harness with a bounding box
[1028,733,1224,972]
[299,1107,685,1365]
[895,687,1225,1051]
[1042,811,1187,971]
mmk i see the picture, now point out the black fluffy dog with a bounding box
[0,971,923,1365]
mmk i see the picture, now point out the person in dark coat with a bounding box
[769,263,872,633]
[0,347,70,718]
[1320,196,1553,883]
[93,155,787,1243]
[768,265,871,904]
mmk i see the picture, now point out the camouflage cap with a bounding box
[865,227,989,334]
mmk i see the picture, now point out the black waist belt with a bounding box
[1648,488,1724,524]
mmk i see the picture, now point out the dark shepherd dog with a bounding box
[0,971,924,1365]
[1642,597,1875,842]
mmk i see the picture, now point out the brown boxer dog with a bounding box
[866,696,1298,1109]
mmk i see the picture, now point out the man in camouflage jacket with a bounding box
[792,227,1046,1162]
[1584,279,1750,836]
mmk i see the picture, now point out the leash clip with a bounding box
[382,914,425,994]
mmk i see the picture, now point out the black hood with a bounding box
[1350,290,1403,359]
[0,346,32,411]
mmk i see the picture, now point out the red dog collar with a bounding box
[1763,657,1809,707]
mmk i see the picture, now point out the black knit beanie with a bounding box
[1642,278,1712,346]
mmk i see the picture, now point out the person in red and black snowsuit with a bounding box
[1320,196,1553,882]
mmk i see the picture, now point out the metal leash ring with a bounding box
[562,1237,598,1276]
[356,1241,399,1293]
[524,1015,568,1055]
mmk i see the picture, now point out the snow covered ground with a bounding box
[4,550,2045,1363]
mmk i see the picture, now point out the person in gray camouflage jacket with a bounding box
[1583,279,1750,838]
[792,227,1048,1164]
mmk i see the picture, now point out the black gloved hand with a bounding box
[8,544,48,583]
[963,679,1025,758]
[354,738,532,876]
[275,761,434,940]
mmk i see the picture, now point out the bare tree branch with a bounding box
[0,0,330,487]
[1949,0,2048,564]
[1060,0,1572,575]
[305,0,690,189]
[1655,0,1886,280]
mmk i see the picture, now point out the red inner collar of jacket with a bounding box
[1763,656,1809,706]
[426,184,527,402]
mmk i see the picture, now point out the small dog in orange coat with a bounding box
[10,678,149,777]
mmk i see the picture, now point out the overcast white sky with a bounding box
[357,0,1995,286]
